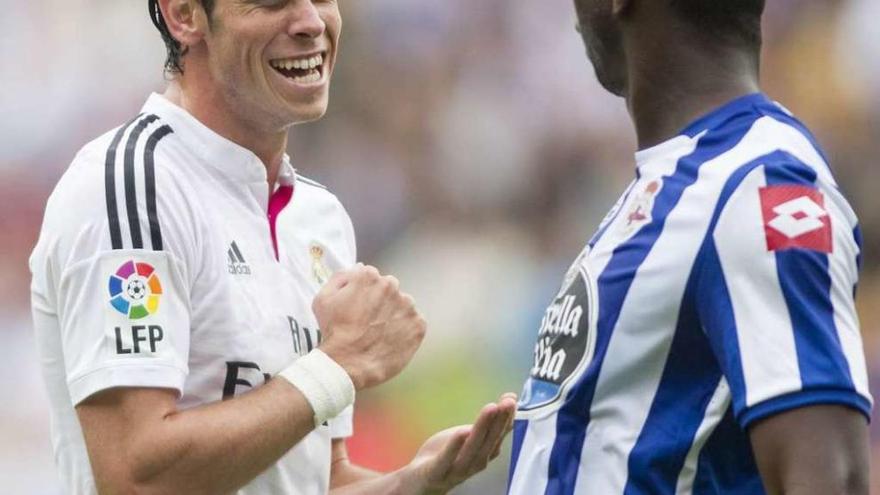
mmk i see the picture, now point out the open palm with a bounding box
[404,394,517,494]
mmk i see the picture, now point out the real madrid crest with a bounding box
[310,243,332,285]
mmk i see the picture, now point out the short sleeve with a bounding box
[30,127,194,406]
[54,250,191,405]
[696,155,872,428]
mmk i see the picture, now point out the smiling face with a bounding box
[200,0,341,131]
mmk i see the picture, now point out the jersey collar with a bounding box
[141,93,294,185]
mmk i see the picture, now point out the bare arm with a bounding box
[76,265,427,494]
[749,405,869,495]
[77,380,315,494]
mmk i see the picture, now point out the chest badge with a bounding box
[621,180,661,237]
[310,243,332,285]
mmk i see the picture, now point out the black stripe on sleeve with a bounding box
[124,114,160,249]
[105,114,143,250]
[144,125,174,251]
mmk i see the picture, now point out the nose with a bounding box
[287,1,326,40]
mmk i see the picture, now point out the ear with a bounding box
[157,0,210,46]
[611,0,633,17]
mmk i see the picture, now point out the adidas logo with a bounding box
[227,241,252,276]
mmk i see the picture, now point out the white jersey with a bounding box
[30,94,355,495]
[508,93,872,494]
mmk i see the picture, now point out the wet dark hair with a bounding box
[671,0,766,48]
[149,0,215,74]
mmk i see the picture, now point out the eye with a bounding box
[251,0,287,9]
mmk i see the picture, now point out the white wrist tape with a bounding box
[278,350,355,427]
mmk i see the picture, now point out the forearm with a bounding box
[90,380,316,494]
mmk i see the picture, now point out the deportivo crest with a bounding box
[759,185,832,253]
[310,243,332,285]
[108,260,162,319]
[620,180,661,237]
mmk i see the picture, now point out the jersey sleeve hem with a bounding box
[739,388,872,429]
[68,362,187,406]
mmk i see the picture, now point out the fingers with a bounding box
[449,401,507,476]
[490,393,518,459]
[430,426,471,480]
[452,394,518,478]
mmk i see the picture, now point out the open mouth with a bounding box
[269,52,326,85]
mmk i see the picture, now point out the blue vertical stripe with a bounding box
[764,162,855,393]
[695,153,785,418]
[619,155,772,494]
[542,117,756,495]
[692,408,765,495]
[621,282,722,494]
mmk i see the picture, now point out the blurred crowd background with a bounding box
[2,0,879,493]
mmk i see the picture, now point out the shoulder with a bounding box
[37,113,194,267]
[288,172,357,262]
[295,173,329,192]
[293,172,350,221]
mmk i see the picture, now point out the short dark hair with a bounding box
[149,0,216,74]
[670,0,766,48]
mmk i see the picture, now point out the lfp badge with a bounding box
[108,260,162,319]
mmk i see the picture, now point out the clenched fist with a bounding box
[313,264,427,390]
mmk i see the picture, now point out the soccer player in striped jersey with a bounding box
[508,1,871,494]
[30,1,515,494]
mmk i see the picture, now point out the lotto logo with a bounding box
[759,185,832,253]
[109,260,163,319]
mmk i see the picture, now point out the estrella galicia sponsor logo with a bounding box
[227,241,252,275]
[519,262,597,413]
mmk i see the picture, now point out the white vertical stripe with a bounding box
[577,117,797,492]
[745,116,870,403]
[714,165,802,407]
[507,417,555,495]
[826,197,872,401]
[675,379,732,495]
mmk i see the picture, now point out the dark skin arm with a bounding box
[749,405,870,495]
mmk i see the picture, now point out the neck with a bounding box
[163,74,288,189]
[624,41,760,150]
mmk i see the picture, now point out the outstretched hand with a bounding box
[402,393,518,495]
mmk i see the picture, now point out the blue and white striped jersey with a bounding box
[508,93,872,495]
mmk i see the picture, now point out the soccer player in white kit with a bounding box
[29,1,516,493]
[507,1,871,494]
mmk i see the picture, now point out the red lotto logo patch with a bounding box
[759,185,832,253]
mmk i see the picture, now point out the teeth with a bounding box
[291,70,321,84]
[271,54,325,72]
